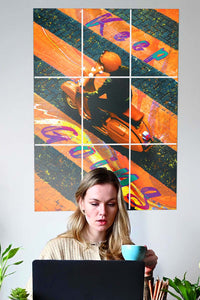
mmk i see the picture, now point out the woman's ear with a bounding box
[79,197,85,213]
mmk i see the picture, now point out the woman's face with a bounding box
[80,183,118,240]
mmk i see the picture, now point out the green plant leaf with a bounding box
[165,289,183,300]
[174,277,182,286]
[194,276,200,293]
[163,277,181,294]
[2,265,10,277]
[197,276,200,286]
[185,280,196,299]
[7,248,20,259]
[179,286,190,300]
[13,261,23,265]
[2,244,12,258]
[196,289,200,298]
[174,273,193,300]
[183,272,187,281]
[163,273,200,300]
[0,244,23,291]
[5,271,16,278]
[9,287,29,300]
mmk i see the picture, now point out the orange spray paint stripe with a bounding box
[34,22,95,76]
[155,9,179,23]
[114,151,176,210]
[131,25,178,78]
[59,8,178,77]
[131,156,176,210]
[35,173,77,211]
[34,93,176,210]
[132,86,177,149]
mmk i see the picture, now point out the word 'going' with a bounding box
[41,125,165,210]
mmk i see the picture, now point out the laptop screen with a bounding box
[33,260,145,300]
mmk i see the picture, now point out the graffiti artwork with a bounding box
[34,9,179,211]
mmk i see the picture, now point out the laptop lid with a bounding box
[33,260,145,300]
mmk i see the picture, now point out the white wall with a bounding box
[0,0,200,299]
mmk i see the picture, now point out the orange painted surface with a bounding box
[59,8,180,25]
[83,145,176,210]
[59,8,82,22]
[83,9,131,55]
[130,153,176,210]
[35,93,176,210]
[59,8,178,77]
[34,9,177,210]
[34,22,95,76]
[131,86,177,149]
[35,173,77,211]
[34,22,81,76]
[34,26,177,147]
[34,93,82,166]
[115,150,176,210]
[131,26,178,78]
[155,9,179,23]
[35,94,145,208]
[84,76,177,148]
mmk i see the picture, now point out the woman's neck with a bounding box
[83,226,106,243]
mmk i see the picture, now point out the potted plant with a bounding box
[9,287,29,300]
[163,273,200,300]
[0,243,23,291]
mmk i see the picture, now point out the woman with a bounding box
[27,168,157,299]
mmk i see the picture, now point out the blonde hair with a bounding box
[59,168,133,259]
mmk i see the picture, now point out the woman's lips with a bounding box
[97,220,107,225]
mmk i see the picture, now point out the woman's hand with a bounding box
[144,247,158,277]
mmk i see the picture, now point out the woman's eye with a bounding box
[91,203,98,206]
[107,203,116,207]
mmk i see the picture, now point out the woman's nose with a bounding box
[99,204,106,215]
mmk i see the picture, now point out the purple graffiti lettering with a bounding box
[85,13,122,36]
[114,168,138,187]
[69,146,81,158]
[110,155,117,161]
[141,187,161,199]
[144,48,168,63]
[90,153,117,170]
[41,126,78,144]
[82,146,96,158]
[128,193,149,210]
[132,40,150,51]
[114,31,130,41]
[90,160,108,170]
[69,146,96,159]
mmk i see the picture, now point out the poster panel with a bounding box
[34,8,178,211]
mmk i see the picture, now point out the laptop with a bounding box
[33,260,145,300]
